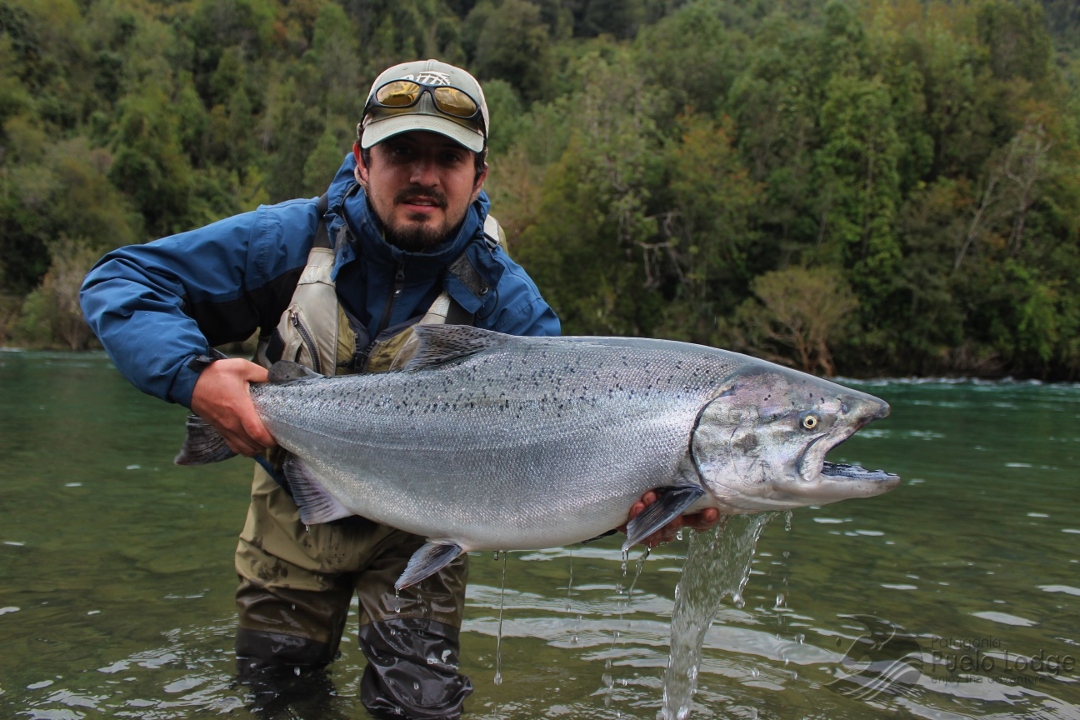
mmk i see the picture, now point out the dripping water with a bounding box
[493,550,508,685]
[602,546,649,712]
[567,548,580,644]
[659,513,776,720]
[566,548,574,611]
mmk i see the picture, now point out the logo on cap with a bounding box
[406,71,452,86]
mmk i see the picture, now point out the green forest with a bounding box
[1,0,1078,379]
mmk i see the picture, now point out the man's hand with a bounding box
[190,358,276,457]
[619,491,722,548]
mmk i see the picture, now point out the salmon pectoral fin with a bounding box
[283,456,353,525]
[622,485,706,552]
[395,542,465,591]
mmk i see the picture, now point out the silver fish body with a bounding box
[178,325,899,587]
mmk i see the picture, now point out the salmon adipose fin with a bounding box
[396,541,465,590]
[284,456,353,525]
[622,486,706,552]
[174,414,236,466]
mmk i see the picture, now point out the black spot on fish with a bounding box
[734,433,759,453]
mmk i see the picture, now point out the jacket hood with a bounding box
[324,153,491,282]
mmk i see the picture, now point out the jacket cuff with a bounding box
[170,349,228,408]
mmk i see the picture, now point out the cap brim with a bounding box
[360,114,484,153]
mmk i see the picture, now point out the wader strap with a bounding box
[445,297,473,325]
[314,192,331,249]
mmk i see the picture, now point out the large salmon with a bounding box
[177,325,899,588]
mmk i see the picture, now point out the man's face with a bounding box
[356,131,488,252]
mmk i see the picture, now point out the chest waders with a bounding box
[234,208,504,720]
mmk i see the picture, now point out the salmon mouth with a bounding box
[821,460,900,485]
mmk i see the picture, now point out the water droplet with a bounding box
[774,593,785,608]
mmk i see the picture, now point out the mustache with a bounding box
[394,186,448,209]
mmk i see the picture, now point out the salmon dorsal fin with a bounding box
[405,325,513,371]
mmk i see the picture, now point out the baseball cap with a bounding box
[359,59,489,153]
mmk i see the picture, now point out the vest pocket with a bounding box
[287,305,322,375]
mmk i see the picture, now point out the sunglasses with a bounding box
[366,80,483,125]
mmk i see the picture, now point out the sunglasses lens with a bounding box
[433,87,478,118]
[375,81,421,107]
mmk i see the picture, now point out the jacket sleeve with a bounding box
[79,199,318,407]
[479,249,561,338]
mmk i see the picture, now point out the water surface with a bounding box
[1,353,1077,718]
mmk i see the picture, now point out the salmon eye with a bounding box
[801,413,819,430]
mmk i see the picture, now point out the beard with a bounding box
[378,187,463,253]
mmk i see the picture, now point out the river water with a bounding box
[1,351,1077,719]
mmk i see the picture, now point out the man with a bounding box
[81,59,716,719]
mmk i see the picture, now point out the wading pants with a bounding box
[234,467,472,719]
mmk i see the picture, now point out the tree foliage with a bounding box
[0,0,1077,378]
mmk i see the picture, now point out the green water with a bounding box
[1,352,1077,719]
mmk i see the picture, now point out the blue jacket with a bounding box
[80,154,560,408]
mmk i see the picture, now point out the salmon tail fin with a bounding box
[174,414,237,466]
[622,485,706,552]
[396,542,465,591]
[284,456,353,525]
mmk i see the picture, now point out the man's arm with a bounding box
[80,200,316,408]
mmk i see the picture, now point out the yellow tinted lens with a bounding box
[433,87,478,117]
[376,81,421,107]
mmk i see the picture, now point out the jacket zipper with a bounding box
[290,310,322,375]
[356,261,406,372]
[374,261,406,339]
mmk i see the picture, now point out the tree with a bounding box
[728,267,858,376]
[653,113,763,344]
[473,0,553,101]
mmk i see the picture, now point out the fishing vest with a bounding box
[255,200,506,377]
